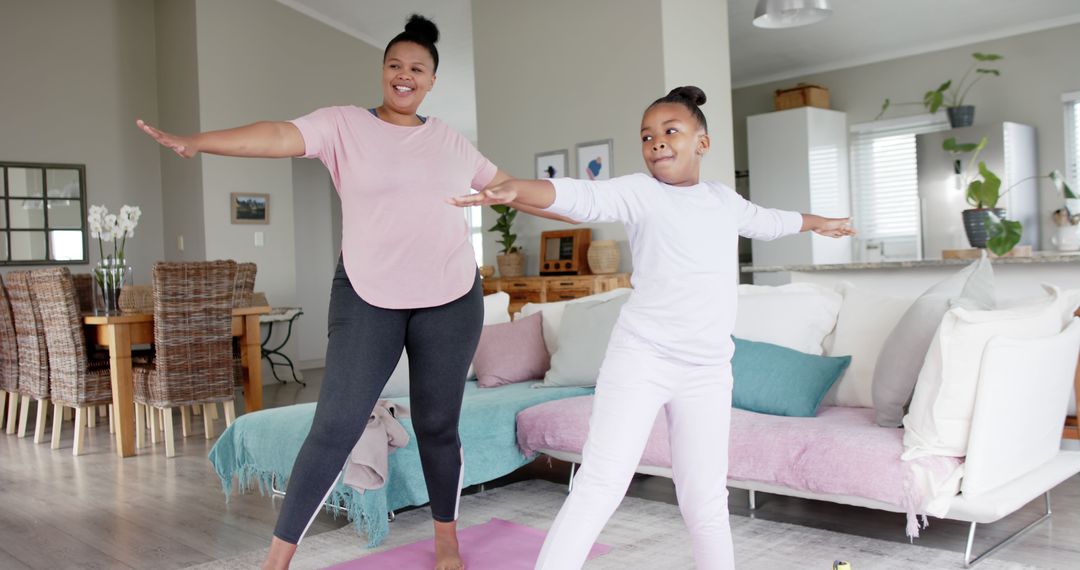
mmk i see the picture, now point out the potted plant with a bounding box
[489,204,524,277]
[876,52,1003,128]
[943,137,1077,255]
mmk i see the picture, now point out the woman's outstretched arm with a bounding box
[136,119,306,159]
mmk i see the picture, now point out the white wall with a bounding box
[0,0,165,281]
[733,23,1080,251]
[291,158,335,368]
[472,0,667,274]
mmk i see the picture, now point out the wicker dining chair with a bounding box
[134,260,238,457]
[0,275,20,435]
[71,273,95,314]
[33,267,115,455]
[6,271,51,442]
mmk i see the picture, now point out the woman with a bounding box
[139,15,559,570]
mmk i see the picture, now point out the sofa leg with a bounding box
[749,490,757,511]
[963,492,1051,567]
[567,462,576,493]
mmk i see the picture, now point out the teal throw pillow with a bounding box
[731,336,851,417]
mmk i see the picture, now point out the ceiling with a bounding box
[278,0,1080,137]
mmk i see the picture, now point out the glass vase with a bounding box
[93,258,133,314]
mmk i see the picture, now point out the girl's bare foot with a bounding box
[434,520,465,570]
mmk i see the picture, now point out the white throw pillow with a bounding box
[824,283,915,408]
[902,285,1069,460]
[734,283,843,356]
[961,319,1080,497]
[519,288,632,356]
[380,292,511,398]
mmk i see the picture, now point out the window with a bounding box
[0,162,88,265]
[1065,91,1080,189]
[464,203,484,267]
[849,114,949,260]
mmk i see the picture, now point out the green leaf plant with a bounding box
[876,53,1003,120]
[488,204,520,255]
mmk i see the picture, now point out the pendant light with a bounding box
[753,0,833,29]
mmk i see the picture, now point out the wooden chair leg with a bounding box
[180,406,191,438]
[0,391,6,428]
[202,403,215,439]
[98,405,107,418]
[134,403,145,448]
[87,406,97,429]
[149,407,161,444]
[72,407,86,456]
[5,392,18,434]
[17,396,31,438]
[223,400,236,428]
[63,406,73,422]
[34,399,49,443]
[163,408,176,458]
[51,403,63,450]
[192,404,202,416]
[108,404,115,434]
[208,403,219,420]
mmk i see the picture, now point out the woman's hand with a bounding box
[137,119,198,158]
[447,183,518,207]
[810,216,856,238]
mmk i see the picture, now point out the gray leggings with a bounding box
[273,259,483,544]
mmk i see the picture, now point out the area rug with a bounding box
[324,517,609,569]
[190,479,1041,569]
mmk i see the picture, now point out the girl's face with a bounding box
[640,103,710,187]
[382,42,436,116]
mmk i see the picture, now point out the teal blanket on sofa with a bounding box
[208,381,591,546]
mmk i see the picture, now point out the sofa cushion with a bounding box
[381,291,511,398]
[903,285,1069,460]
[731,337,851,417]
[473,312,550,388]
[734,283,842,356]
[961,319,1080,497]
[541,294,630,388]
[872,256,995,427]
[823,284,914,408]
[520,288,631,356]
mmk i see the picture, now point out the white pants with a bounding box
[535,329,734,569]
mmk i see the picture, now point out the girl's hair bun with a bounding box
[404,14,439,44]
[668,86,706,106]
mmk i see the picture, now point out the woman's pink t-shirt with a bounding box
[290,106,497,309]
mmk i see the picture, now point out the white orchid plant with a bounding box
[88,204,141,267]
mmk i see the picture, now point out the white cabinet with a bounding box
[747,107,852,270]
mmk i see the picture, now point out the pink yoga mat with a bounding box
[325,518,611,569]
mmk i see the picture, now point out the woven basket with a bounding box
[587,240,619,274]
[119,285,154,314]
[497,252,525,278]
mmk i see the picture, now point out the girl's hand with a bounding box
[447,184,518,207]
[137,119,198,158]
[813,217,856,238]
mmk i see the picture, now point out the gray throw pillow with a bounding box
[871,254,995,427]
[541,294,630,387]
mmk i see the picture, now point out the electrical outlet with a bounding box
[254,232,264,247]
[177,235,184,251]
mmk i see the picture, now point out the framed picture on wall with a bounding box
[575,139,613,180]
[231,192,270,224]
[535,149,568,179]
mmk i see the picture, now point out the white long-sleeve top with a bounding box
[545,173,803,365]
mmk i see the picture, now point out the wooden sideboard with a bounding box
[483,273,631,315]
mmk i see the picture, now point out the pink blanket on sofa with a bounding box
[516,396,962,537]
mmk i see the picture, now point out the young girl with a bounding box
[451,86,853,569]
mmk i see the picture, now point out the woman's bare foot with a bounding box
[262,536,298,570]
[434,520,465,570]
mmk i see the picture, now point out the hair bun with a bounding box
[668,86,706,106]
[404,14,439,44]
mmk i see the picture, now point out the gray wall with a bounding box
[732,23,1080,251]
[472,0,734,275]
[0,0,166,281]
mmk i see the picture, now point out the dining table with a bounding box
[83,305,270,458]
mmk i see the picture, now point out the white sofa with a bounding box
[520,282,1080,568]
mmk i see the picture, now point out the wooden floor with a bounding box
[1,370,1078,569]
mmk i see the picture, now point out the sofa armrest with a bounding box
[962,318,1080,497]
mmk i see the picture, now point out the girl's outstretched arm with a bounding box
[136,119,305,159]
[801,214,856,237]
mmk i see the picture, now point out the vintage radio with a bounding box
[539,229,592,275]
